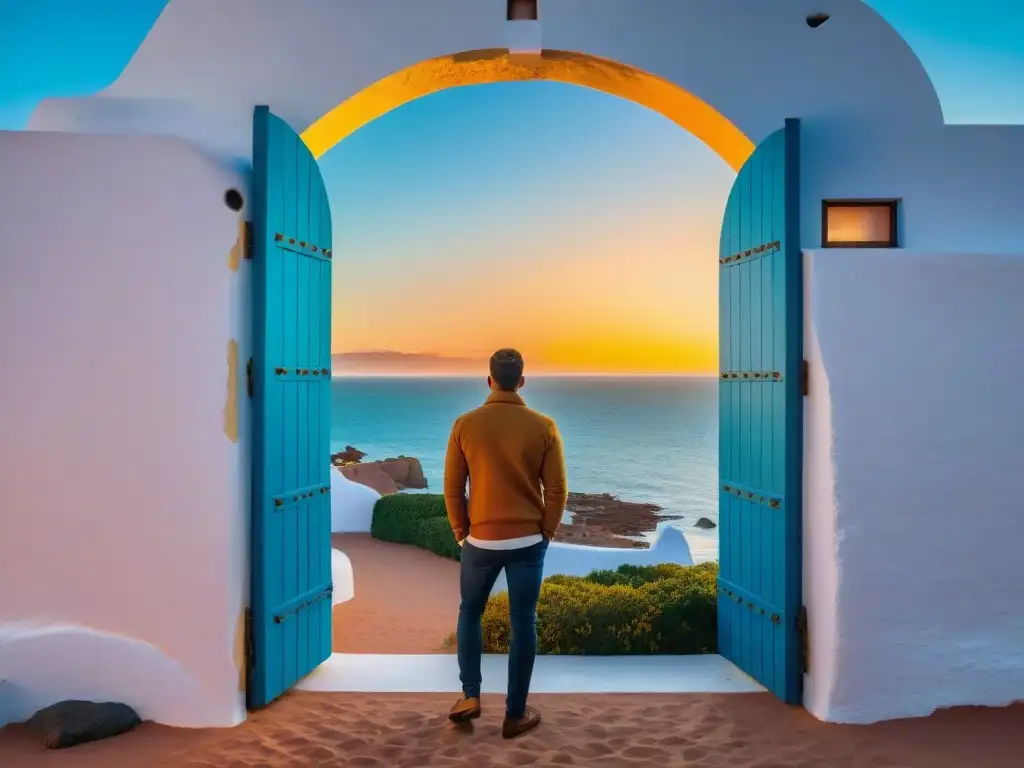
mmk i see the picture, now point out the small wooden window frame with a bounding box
[821,199,899,248]
[507,0,539,21]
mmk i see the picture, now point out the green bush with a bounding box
[370,493,461,561]
[482,561,719,655]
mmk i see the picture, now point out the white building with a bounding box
[1,0,1022,729]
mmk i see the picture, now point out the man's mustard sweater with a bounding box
[443,390,568,542]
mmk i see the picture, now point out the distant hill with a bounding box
[331,350,486,376]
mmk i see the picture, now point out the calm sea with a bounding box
[331,375,719,562]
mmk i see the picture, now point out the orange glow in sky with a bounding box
[323,78,737,376]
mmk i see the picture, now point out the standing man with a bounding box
[443,348,568,739]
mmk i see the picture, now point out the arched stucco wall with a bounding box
[28,0,1024,252]
[37,0,944,150]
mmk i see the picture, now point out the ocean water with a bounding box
[331,375,719,562]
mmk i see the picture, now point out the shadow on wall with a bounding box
[0,623,240,728]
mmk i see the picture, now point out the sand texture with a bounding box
[3,693,1023,767]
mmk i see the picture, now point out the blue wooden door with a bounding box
[248,105,333,708]
[717,119,803,704]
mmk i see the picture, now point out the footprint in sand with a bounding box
[568,741,615,758]
[339,737,369,751]
[622,745,669,759]
[505,749,539,766]
[658,733,694,747]
[294,744,336,761]
[682,746,709,761]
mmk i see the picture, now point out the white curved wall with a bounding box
[0,624,225,728]
[490,527,694,596]
[0,132,249,728]
[803,250,1024,723]
[27,0,1024,253]
[329,470,380,533]
[331,549,355,605]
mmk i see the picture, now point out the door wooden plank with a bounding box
[717,119,803,704]
[249,105,334,709]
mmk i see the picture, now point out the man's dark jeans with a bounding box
[456,537,549,718]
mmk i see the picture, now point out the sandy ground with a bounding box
[5,539,1022,765]
[3,693,1023,767]
[332,533,460,653]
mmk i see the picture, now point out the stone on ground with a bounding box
[25,700,142,749]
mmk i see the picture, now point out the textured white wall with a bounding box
[0,132,251,727]
[803,249,1024,723]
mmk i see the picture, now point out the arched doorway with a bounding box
[247,52,804,708]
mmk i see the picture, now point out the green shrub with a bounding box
[482,561,719,655]
[370,493,461,561]
[414,516,463,561]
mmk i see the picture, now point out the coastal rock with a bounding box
[339,455,427,494]
[558,492,682,549]
[339,463,398,495]
[331,445,367,466]
[695,517,717,529]
[26,700,141,749]
[378,457,427,489]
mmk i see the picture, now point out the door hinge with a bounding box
[797,605,810,674]
[801,359,809,396]
[244,221,253,259]
[246,357,254,398]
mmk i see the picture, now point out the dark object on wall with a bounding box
[224,188,244,212]
[821,199,899,247]
[507,0,538,21]
[806,13,830,28]
[25,700,142,749]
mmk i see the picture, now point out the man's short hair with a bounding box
[489,348,525,391]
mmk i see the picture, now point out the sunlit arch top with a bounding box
[301,49,754,172]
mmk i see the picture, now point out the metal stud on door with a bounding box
[249,106,334,708]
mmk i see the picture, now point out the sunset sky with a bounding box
[2,0,1022,374]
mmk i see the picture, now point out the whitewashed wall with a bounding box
[0,132,250,728]
[28,0,1024,252]
[802,250,1024,723]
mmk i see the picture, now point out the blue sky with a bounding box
[2,1,1021,370]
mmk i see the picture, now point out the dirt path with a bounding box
[332,533,460,653]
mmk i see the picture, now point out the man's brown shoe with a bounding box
[448,696,482,723]
[501,706,542,739]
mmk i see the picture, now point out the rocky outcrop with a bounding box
[557,492,682,549]
[339,462,399,495]
[26,700,141,749]
[332,446,427,496]
[331,445,366,465]
[695,517,717,529]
